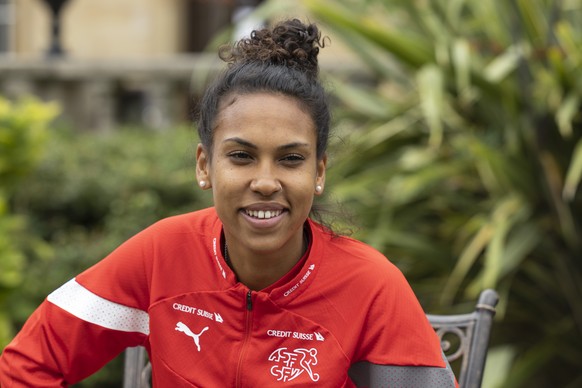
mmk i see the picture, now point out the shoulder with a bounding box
[144,207,219,236]
[313,224,398,273]
[109,207,220,252]
[329,235,388,265]
[310,222,408,291]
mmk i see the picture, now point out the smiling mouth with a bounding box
[244,209,283,219]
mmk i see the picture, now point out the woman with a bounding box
[0,19,456,387]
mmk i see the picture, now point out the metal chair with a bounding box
[123,289,498,388]
[123,345,151,388]
[426,289,499,388]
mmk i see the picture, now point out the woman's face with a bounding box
[196,92,326,258]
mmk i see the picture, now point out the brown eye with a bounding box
[281,154,305,165]
[228,151,253,163]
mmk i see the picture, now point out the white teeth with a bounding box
[245,209,282,219]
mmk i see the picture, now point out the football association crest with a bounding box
[268,347,320,382]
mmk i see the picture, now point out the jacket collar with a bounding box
[210,211,324,306]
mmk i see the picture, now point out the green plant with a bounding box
[10,126,211,314]
[295,0,582,386]
[0,96,58,348]
[5,125,211,386]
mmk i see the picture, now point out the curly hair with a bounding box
[220,18,324,78]
[197,18,330,161]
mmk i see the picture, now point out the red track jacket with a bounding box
[0,207,455,387]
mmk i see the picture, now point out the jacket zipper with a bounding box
[236,290,253,387]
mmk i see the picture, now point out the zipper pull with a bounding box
[246,290,253,310]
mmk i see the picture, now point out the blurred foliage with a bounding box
[292,0,582,386]
[8,125,210,316]
[0,96,58,349]
[3,124,211,386]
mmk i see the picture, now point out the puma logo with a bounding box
[175,321,209,351]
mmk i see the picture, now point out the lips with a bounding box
[241,204,287,228]
[244,209,283,219]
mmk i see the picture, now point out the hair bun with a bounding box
[220,19,326,77]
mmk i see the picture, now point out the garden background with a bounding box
[1,0,581,386]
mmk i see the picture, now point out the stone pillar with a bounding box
[141,79,171,130]
[74,79,115,131]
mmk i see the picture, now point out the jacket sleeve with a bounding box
[0,226,155,387]
[350,259,458,388]
[0,297,147,387]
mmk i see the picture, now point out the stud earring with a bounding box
[315,185,323,193]
[199,181,207,188]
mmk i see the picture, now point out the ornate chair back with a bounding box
[426,289,499,388]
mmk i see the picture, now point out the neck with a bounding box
[224,231,307,291]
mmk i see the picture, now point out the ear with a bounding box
[196,144,212,190]
[315,154,327,196]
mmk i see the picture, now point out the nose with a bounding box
[250,163,282,196]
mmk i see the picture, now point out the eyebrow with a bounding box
[223,137,310,151]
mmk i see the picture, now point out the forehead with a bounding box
[213,93,316,145]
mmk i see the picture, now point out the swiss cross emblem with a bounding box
[268,347,320,382]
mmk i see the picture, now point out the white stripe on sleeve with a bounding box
[47,278,150,335]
